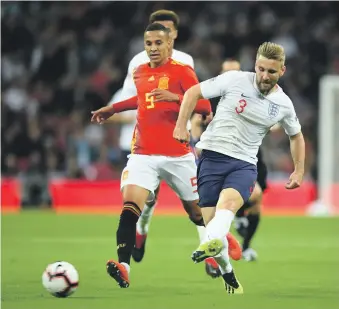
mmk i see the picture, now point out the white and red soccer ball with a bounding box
[42,261,79,298]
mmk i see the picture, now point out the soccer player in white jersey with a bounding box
[173,42,305,294]
[201,58,268,262]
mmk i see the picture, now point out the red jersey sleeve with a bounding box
[177,66,211,115]
[178,65,200,92]
[112,96,138,113]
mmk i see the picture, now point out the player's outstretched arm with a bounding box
[173,84,203,143]
[91,96,138,124]
[286,131,305,189]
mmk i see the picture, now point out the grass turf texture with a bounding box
[2,211,339,309]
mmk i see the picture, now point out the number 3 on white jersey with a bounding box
[235,99,247,114]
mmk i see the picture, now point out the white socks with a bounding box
[214,238,233,274]
[196,225,207,243]
[205,209,234,240]
[205,209,235,274]
[136,203,156,235]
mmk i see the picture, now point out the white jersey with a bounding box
[197,71,301,165]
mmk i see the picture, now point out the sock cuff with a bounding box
[123,201,141,217]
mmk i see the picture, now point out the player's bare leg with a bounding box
[192,188,244,294]
[106,184,150,288]
[132,186,160,262]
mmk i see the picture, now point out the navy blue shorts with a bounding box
[197,150,258,207]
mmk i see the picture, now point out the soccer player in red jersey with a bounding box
[91,23,241,288]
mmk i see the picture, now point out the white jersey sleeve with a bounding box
[184,54,194,69]
[109,88,122,105]
[279,104,301,136]
[171,49,194,68]
[200,71,241,99]
[118,56,141,100]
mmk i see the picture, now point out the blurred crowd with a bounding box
[2,1,339,205]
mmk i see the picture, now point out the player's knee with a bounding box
[187,208,203,224]
[181,200,204,225]
[122,185,150,210]
[249,183,263,203]
[145,199,156,208]
[145,195,157,208]
[145,185,160,207]
[217,189,243,213]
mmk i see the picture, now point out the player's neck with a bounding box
[150,57,170,68]
[259,84,278,96]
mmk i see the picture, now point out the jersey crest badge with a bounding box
[268,102,280,118]
[158,76,169,89]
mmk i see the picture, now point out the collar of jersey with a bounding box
[147,58,172,70]
[252,74,281,98]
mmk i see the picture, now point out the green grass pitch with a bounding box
[2,211,339,309]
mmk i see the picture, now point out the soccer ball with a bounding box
[42,261,79,298]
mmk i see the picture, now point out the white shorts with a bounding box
[120,153,198,201]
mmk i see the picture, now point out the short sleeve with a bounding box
[279,105,301,136]
[186,55,194,69]
[180,66,200,91]
[118,57,139,100]
[200,71,240,99]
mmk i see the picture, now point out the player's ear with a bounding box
[172,30,178,40]
[280,65,286,77]
[167,38,172,49]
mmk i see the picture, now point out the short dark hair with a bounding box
[145,23,170,34]
[149,10,180,29]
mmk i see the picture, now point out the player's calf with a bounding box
[131,232,147,263]
[117,201,142,264]
[133,187,160,263]
[117,185,150,264]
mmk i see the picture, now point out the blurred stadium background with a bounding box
[1,2,339,309]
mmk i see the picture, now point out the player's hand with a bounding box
[173,126,190,143]
[285,171,303,190]
[91,106,114,124]
[151,88,179,102]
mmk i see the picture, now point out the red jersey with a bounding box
[131,58,206,156]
